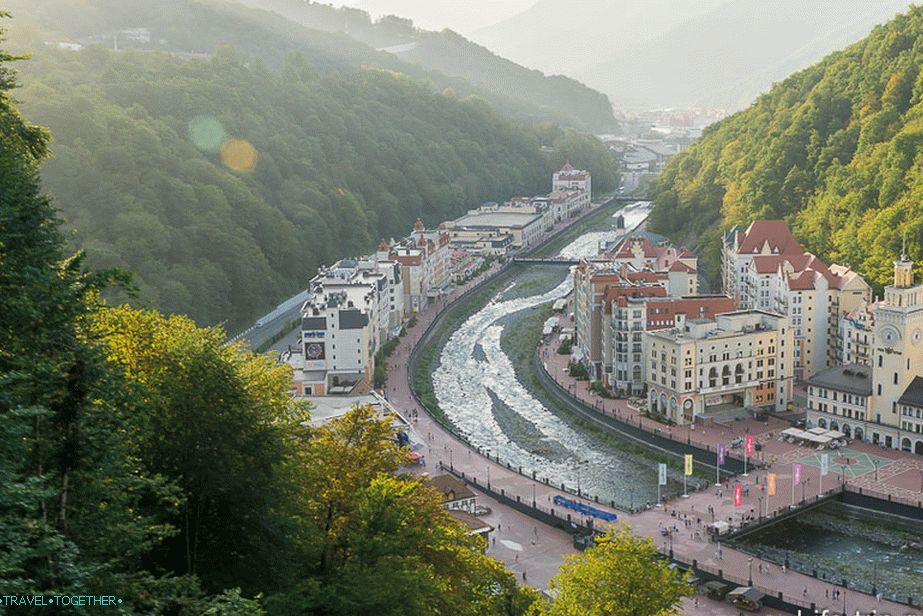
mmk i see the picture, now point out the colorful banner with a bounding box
[745,434,755,457]
[717,444,726,466]
[733,483,743,507]
[820,453,829,477]
[684,454,693,476]
[658,463,667,486]
[793,463,802,485]
[767,472,777,496]
[553,495,618,522]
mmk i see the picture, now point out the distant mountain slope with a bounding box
[471,0,728,83]
[577,0,912,111]
[648,5,923,286]
[4,14,617,328]
[237,0,617,131]
[472,0,911,112]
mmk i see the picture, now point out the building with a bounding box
[607,236,699,294]
[806,365,872,442]
[602,295,735,395]
[723,220,869,378]
[428,474,477,514]
[839,300,876,366]
[381,219,452,315]
[897,377,923,454]
[869,248,923,448]
[444,209,544,249]
[295,288,377,396]
[552,162,592,196]
[645,310,794,424]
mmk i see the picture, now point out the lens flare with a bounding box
[220,138,258,172]
[188,115,226,153]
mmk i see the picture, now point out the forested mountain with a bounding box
[5,10,617,329]
[648,5,923,286]
[237,0,617,131]
[7,0,616,132]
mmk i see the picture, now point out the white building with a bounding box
[552,162,592,196]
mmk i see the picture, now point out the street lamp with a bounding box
[448,448,453,471]
[757,496,763,520]
[532,483,536,508]
[668,532,674,558]
[747,557,753,586]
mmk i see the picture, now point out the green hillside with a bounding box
[6,27,616,328]
[649,5,923,286]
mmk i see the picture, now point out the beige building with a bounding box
[645,310,794,425]
[723,220,869,379]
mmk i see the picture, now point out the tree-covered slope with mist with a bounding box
[9,38,616,328]
[237,0,617,132]
[8,0,616,132]
[648,6,923,286]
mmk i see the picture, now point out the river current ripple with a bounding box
[432,202,659,502]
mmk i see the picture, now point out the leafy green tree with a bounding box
[92,306,301,595]
[532,526,693,616]
[269,405,537,616]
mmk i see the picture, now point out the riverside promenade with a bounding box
[383,210,915,615]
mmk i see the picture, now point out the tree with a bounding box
[532,526,693,616]
[92,306,302,595]
[269,405,537,616]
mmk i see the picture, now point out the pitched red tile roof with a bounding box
[737,220,804,255]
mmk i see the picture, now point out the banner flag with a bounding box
[793,463,802,485]
[717,444,726,466]
[658,463,667,486]
[745,434,755,457]
[733,483,743,507]
[820,453,829,477]
[767,472,777,496]
[684,454,693,476]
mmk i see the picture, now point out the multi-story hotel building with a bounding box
[645,310,794,425]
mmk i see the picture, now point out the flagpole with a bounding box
[683,474,687,498]
[715,446,722,487]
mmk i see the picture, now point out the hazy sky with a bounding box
[328,0,536,35]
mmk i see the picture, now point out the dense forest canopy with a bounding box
[5,22,617,329]
[6,0,617,132]
[649,5,923,287]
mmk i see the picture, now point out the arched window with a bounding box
[902,437,912,452]
[722,365,731,386]
[708,367,718,388]
[818,418,827,429]
[735,364,744,384]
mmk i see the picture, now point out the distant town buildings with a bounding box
[289,163,592,396]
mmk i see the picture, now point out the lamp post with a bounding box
[668,532,674,559]
[757,496,763,520]
[532,483,536,508]
[873,458,879,482]
[448,448,453,471]
[747,557,753,586]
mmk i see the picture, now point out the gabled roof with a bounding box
[737,220,804,255]
[668,261,696,273]
[428,474,475,502]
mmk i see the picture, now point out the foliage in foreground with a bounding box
[533,526,694,616]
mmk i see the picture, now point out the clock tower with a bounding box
[871,242,923,446]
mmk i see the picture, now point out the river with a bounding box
[430,201,705,507]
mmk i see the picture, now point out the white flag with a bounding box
[820,453,829,477]
[658,463,667,486]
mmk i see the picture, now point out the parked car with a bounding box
[728,586,764,612]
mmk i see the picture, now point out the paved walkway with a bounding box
[382,222,917,615]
